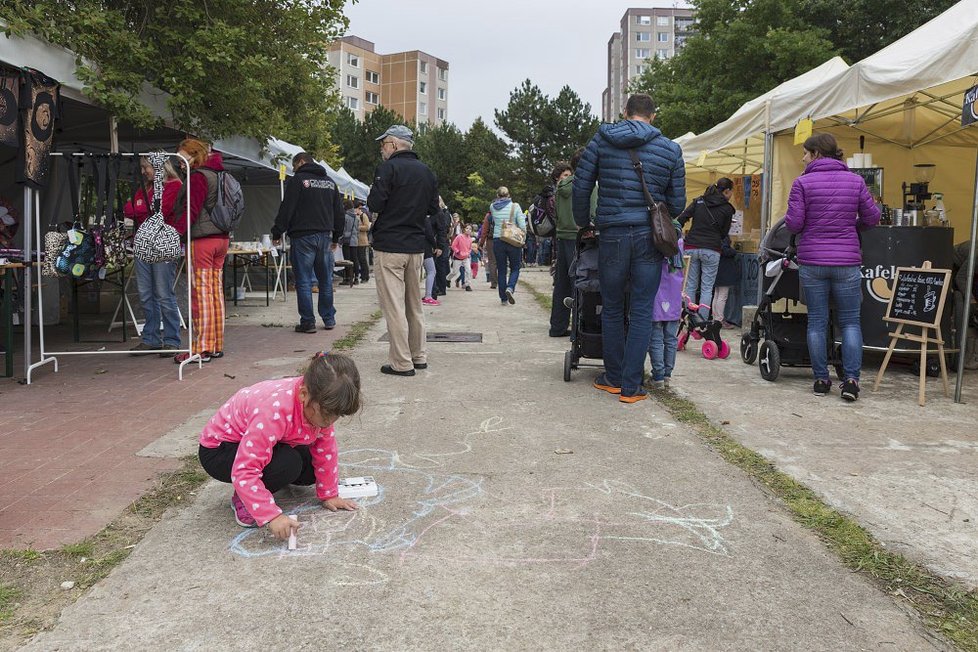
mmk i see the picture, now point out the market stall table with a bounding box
[226,248,271,307]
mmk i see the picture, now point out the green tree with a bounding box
[494,80,598,201]
[2,0,349,157]
[455,118,515,220]
[329,105,406,182]
[414,122,467,205]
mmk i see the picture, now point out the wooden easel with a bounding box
[873,261,952,406]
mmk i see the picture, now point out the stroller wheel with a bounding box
[702,340,719,360]
[758,340,781,381]
[691,330,703,341]
[718,340,731,359]
[740,333,757,364]
[677,330,689,352]
[563,350,573,382]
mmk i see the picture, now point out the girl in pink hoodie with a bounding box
[198,351,362,541]
[451,226,474,291]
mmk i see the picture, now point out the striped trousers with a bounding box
[190,237,229,354]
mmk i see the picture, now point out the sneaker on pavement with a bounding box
[129,342,158,356]
[465,285,473,292]
[505,288,516,304]
[230,493,257,528]
[840,378,859,402]
[295,323,317,334]
[813,379,832,396]
[593,373,621,395]
[619,390,649,404]
[646,379,665,390]
[381,364,416,377]
[422,297,441,306]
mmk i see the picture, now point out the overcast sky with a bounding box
[344,0,689,131]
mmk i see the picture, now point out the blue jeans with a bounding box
[598,225,663,395]
[135,259,181,347]
[537,237,552,266]
[685,248,721,319]
[799,265,862,381]
[648,320,680,381]
[291,233,335,327]
[493,240,522,302]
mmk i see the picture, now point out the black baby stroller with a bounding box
[740,218,841,381]
[563,228,606,381]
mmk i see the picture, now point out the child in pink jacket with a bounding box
[451,226,473,290]
[198,351,362,541]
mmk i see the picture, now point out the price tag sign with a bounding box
[279,164,287,181]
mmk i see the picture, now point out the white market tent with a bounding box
[675,0,978,401]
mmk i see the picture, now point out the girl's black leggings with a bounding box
[198,442,316,493]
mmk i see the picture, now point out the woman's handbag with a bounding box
[499,204,526,248]
[133,152,182,264]
[42,230,68,277]
[628,149,680,257]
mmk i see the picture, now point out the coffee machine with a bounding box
[902,163,936,225]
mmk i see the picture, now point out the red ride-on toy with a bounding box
[677,297,730,360]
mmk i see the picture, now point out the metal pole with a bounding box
[22,187,32,378]
[758,101,775,301]
[954,149,978,403]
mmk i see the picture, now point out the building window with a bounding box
[346,96,359,110]
[365,91,379,105]
[419,81,427,94]
[635,32,650,42]
[366,70,380,84]
[419,101,427,116]
[636,15,651,25]
[420,61,428,74]
[635,65,646,75]
[347,53,359,68]
[437,87,446,100]
[438,67,448,81]
[657,32,669,42]
[346,74,359,89]
[437,107,445,120]
[657,16,670,26]
[656,49,669,59]
[635,48,650,59]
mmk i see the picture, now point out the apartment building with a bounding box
[603,7,695,122]
[327,36,449,127]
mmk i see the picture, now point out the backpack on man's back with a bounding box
[194,168,245,235]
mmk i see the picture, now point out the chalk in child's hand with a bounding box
[288,515,298,550]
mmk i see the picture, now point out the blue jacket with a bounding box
[572,120,685,229]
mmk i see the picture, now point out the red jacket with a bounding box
[187,151,230,241]
[123,178,186,234]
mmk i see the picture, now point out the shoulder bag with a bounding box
[133,152,182,264]
[499,203,526,248]
[628,149,679,257]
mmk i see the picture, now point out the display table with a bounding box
[226,249,271,307]
[860,226,955,350]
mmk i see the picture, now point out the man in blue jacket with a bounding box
[572,94,685,403]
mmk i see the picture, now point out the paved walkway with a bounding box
[23,270,942,650]
[521,269,978,590]
[0,285,375,550]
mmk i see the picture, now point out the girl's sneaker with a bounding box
[840,378,860,402]
[422,297,441,306]
[230,493,257,528]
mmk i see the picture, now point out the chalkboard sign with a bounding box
[883,265,952,328]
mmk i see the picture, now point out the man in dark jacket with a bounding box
[572,93,686,403]
[273,152,344,333]
[368,125,440,376]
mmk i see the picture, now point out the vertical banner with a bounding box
[962,85,978,127]
[18,70,60,189]
[0,69,19,148]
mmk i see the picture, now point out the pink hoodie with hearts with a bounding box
[199,377,339,525]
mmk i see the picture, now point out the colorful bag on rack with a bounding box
[55,223,96,277]
[42,229,68,277]
[133,152,182,264]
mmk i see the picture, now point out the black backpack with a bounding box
[528,190,556,237]
[199,169,245,233]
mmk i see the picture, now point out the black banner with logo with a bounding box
[963,84,978,127]
[17,70,60,189]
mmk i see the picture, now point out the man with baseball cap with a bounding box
[367,125,440,376]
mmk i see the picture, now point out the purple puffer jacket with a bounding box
[784,157,880,266]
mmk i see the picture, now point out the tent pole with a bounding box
[22,187,33,378]
[954,149,978,403]
[758,101,774,300]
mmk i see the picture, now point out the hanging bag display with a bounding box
[53,158,97,278]
[628,149,680,257]
[99,155,132,270]
[499,203,526,248]
[133,152,182,263]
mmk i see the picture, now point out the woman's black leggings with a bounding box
[198,442,316,493]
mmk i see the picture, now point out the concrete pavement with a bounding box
[21,269,946,650]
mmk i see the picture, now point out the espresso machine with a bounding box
[901,163,936,225]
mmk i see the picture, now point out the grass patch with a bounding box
[654,389,978,651]
[332,310,382,351]
[519,280,553,312]
[0,455,208,646]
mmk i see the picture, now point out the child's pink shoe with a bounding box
[422,297,441,306]
[231,492,257,528]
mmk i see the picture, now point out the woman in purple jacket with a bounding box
[785,134,880,401]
